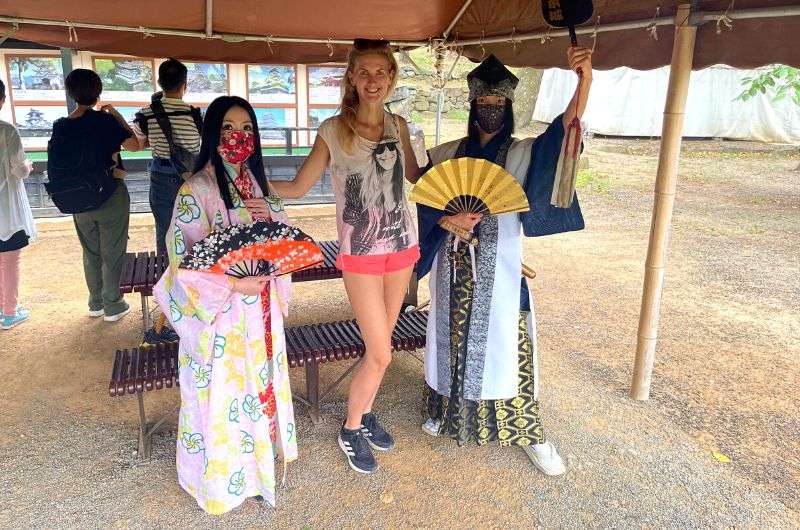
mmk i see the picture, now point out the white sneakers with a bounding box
[90,307,131,321]
[522,441,567,476]
[422,419,567,476]
[421,418,441,437]
[103,304,131,322]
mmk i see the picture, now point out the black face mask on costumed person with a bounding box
[475,104,505,133]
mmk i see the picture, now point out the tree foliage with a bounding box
[737,65,800,106]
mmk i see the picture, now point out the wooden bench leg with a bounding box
[136,391,152,460]
[305,360,321,425]
[140,294,150,335]
[320,358,361,401]
[403,272,419,308]
[135,391,171,461]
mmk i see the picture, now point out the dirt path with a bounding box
[1,137,798,528]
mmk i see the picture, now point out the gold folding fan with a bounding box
[410,157,530,215]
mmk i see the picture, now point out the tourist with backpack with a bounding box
[129,58,202,256]
[48,69,137,322]
[0,79,35,330]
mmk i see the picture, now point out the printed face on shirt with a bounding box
[374,141,398,172]
[349,54,394,104]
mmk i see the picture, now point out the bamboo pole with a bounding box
[630,4,696,400]
[204,0,213,37]
[434,47,446,146]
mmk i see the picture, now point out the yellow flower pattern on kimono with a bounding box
[152,168,297,514]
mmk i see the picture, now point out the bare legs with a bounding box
[342,265,414,429]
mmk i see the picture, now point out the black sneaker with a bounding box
[338,424,378,474]
[361,412,396,451]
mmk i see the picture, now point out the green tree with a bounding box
[737,65,800,105]
[737,65,800,169]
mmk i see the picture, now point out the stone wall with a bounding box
[407,86,471,114]
[395,63,471,117]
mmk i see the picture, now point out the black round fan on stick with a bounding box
[541,0,594,46]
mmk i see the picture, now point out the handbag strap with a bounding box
[149,100,203,156]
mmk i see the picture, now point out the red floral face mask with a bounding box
[218,130,255,164]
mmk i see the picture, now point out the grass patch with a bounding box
[576,169,612,193]
[448,109,468,120]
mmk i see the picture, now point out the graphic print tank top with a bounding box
[317,112,417,256]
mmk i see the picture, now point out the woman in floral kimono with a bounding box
[153,96,296,514]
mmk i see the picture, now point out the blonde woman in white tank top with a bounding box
[271,39,421,474]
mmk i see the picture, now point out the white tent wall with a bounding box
[533,65,800,144]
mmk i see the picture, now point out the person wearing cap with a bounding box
[416,47,592,475]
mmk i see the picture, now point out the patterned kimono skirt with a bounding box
[424,242,545,447]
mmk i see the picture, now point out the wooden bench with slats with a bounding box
[110,309,429,459]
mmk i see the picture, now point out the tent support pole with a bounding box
[205,0,213,37]
[60,47,76,112]
[443,0,474,39]
[434,47,446,146]
[630,3,697,401]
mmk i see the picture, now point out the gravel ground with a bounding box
[0,136,798,528]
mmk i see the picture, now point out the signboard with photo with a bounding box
[94,58,155,101]
[14,105,65,131]
[114,105,142,125]
[184,63,228,103]
[14,105,68,149]
[7,56,65,101]
[247,65,296,104]
[308,107,337,142]
[308,66,345,105]
[253,107,296,143]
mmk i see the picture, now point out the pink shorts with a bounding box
[336,245,420,275]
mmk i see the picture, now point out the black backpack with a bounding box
[45,125,117,214]
[137,94,203,179]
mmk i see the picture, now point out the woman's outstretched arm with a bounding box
[270,133,331,199]
[562,46,594,129]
